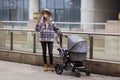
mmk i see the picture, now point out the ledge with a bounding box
[0,50,120,77]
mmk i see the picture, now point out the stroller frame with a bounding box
[55,35,91,77]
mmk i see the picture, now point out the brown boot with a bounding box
[50,64,55,71]
[44,64,48,71]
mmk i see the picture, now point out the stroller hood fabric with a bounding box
[68,35,88,53]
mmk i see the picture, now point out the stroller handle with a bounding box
[55,34,68,44]
[62,34,68,38]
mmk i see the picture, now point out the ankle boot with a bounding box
[44,64,48,71]
[50,64,54,71]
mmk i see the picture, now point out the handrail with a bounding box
[0,28,119,36]
[2,21,28,23]
[0,28,35,32]
[62,31,120,36]
[55,22,106,25]
[0,28,120,59]
[2,21,106,25]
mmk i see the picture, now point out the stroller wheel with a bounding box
[85,69,91,76]
[75,70,80,77]
[55,64,63,75]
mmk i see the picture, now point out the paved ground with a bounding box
[0,60,119,80]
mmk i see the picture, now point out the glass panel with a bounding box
[55,9,64,22]
[36,32,42,53]
[50,9,55,21]
[72,8,80,22]
[9,9,17,21]
[55,0,64,9]
[40,0,46,9]
[17,0,24,9]
[2,9,9,20]
[23,9,29,21]
[24,0,29,9]
[13,31,33,52]
[0,30,10,50]
[17,10,24,21]
[10,0,17,9]
[3,0,9,9]
[0,9,2,19]
[73,0,80,8]
[64,9,70,22]
[65,0,70,8]
[47,0,54,9]
[0,0,2,9]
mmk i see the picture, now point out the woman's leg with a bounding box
[48,42,53,65]
[41,42,47,64]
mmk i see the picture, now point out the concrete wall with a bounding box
[0,50,120,77]
[105,20,120,61]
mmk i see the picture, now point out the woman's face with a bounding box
[43,12,50,18]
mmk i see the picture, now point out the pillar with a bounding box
[29,0,39,20]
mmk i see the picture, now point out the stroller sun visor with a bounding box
[68,35,88,53]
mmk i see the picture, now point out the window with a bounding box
[0,0,2,9]
[40,0,46,9]
[39,0,81,22]
[17,0,24,9]
[0,0,29,21]
[73,0,80,8]
[23,9,29,21]
[55,9,64,22]
[0,10,2,19]
[3,0,9,9]
[2,9,9,20]
[10,0,17,9]
[24,0,29,9]
[55,0,64,9]
[17,10,23,21]
[65,0,70,8]
[47,0,54,9]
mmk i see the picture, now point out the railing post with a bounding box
[33,32,36,53]
[89,36,93,59]
[10,32,13,50]
[60,35,63,47]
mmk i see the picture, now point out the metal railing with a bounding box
[0,28,120,61]
[2,21,28,29]
[1,21,106,32]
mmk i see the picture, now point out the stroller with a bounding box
[55,35,91,77]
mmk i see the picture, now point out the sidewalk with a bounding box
[0,60,119,80]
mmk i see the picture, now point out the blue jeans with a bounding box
[41,42,53,65]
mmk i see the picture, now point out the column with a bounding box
[81,0,95,31]
[29,0,39,20]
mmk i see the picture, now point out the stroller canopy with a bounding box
[67,35,88,53]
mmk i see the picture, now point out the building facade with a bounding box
[0,0,81,22]
[0,0,120,23]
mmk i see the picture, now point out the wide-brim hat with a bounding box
[41,8,52,16]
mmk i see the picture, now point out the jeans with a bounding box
[41,42,53,65]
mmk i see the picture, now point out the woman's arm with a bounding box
[53,23,62,35]
[35,15,43,31]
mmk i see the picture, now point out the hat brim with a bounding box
[41,10,52,16]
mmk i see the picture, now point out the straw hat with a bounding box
[41,8,52,16]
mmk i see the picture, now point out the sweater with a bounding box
[35,21,61,42]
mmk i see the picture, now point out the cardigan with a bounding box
[35,21,61,42]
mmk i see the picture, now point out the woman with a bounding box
[35,8,62,71]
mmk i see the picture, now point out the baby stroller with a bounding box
[55,34,91,77]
